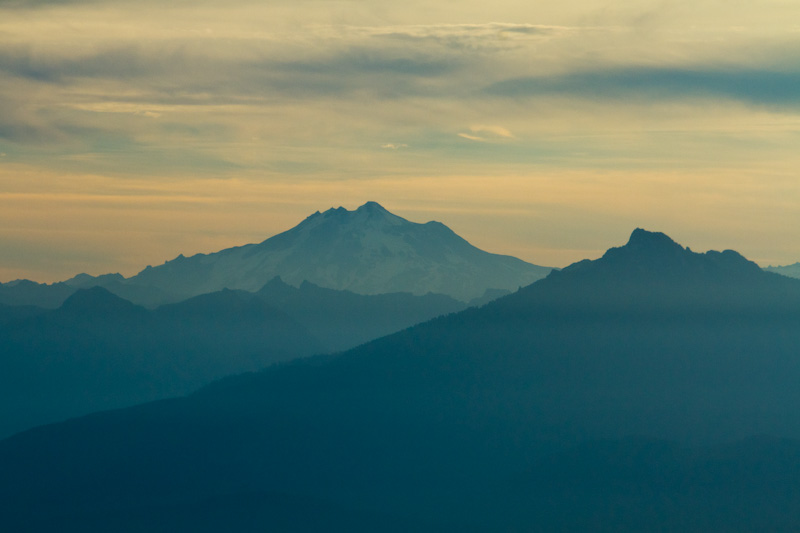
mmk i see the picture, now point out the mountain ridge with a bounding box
[3,229,800,532]
[0,276,468,438]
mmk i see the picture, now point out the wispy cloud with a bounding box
[0,45,167,83]
[349,22,572,51]
[457,133,484,142]
[487,66,800,108]
[458,125,515,142]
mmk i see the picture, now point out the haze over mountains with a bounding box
[3,229,800,531]
[0,202,552,308]
[0,279,465,439]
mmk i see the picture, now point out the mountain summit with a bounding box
[128,202,552,302]
[555,228,763,283]
[502,228,794,315]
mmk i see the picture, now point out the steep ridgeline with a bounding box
[3,230,800,531]
[127,202,552,303]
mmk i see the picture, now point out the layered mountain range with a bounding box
[3,229,800,531]
[0,202,552,307]
[0,279,465,439]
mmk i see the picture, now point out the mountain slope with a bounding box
[2,229,800,530]
[128,201,552,302]
[0,280,467,439]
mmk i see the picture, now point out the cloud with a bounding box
[381,143,408,149]
[358,22,570,50]
[0,44,171,83]
[471,125,514,138]
[486,66,800,108]
[0,39,460,106]
[271,48,458,80]
[458,125,515,142]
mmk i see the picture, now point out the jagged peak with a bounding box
[356,201,389,213]
[256,276,297,297]
[624,228,684,253]
[257,276,293,291]
[300,202,408,227]
[555,229,766,285]
[590,228,687,268]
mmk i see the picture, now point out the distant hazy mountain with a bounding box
[0,279,75,308]
[3,229,800,530]
[765,262,800,279]
[64,272,178,308]
[256,277,466,352]
[0,274,177,309]
[128,201,552,302]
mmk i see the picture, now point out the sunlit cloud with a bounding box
[458,125,515,142]
[458,133,484,142]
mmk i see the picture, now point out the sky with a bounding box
[1,0,799,282]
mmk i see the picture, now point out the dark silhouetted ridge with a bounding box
[58,286,142,316]
[4,229,800,530]
[552,228,765,284]
[627,227,681,248]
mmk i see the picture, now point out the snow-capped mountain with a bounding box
[128,201,552,302]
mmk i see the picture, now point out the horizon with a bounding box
[2,201,795,285]
[2,1,799,282]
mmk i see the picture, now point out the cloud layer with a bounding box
[1,0,799,279]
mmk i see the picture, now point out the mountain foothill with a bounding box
[2,205,800,531]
